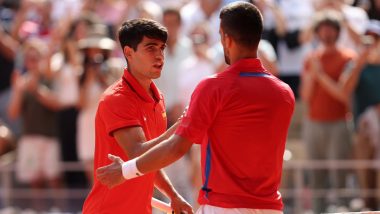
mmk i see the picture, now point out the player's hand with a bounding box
[170,194,194,214]
[96,154,125,188]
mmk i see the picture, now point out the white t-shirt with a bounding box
[339,4,369,50]
[178,55,215,106]
[259,39,277,62]
[180,1,221,46]
[277,0,314,75]
[51,53,80,108]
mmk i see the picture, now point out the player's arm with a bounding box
[113,121,180,159]
[136,135,193,174]
[97,122,182,188]
[97,134,192,188]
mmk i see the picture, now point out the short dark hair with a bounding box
[163,8,182,24]
[220,1,263,48]
[118,18,168,51]
[313,10,342,34]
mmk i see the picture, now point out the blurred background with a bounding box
[0,0,380,213]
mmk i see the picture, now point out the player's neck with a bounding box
[129,69,152,94]
[136,77,152,94]
[229,49,257,65]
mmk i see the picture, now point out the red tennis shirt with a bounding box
[175,58,295,211]
[83,68,167,214]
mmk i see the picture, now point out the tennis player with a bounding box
[97,2,295,214]
[82,19,193,214]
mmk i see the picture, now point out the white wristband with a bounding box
[122,158,144,179]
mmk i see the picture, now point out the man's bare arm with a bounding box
[113,121,180,159]
[136,135,193,174]
[96,134,193,187]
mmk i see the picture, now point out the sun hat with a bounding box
[78,24,116,51]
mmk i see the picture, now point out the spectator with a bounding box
[155,8,193,126]
[350,20,380,210]
[300,10,357,213]
[275,0,314,99]
[11,0,55,42]
[0,22,20,137]
[7,38,63,211]
[95,0,126,29]
[50,12,102,188]
[117,0,162,22]
[258,39,279,76]
[181,0,223,45]
[249,0,287,51]
[313,0,369,51]
[178,23,215,107]
[77,24,116,185]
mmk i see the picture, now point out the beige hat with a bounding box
[78,24,116,51]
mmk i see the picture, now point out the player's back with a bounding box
[195,58,295,210]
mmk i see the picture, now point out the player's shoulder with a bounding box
[195,74,224,90]
[275,78,296,104]
[190,74,233,101]
[99,79,137,106]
